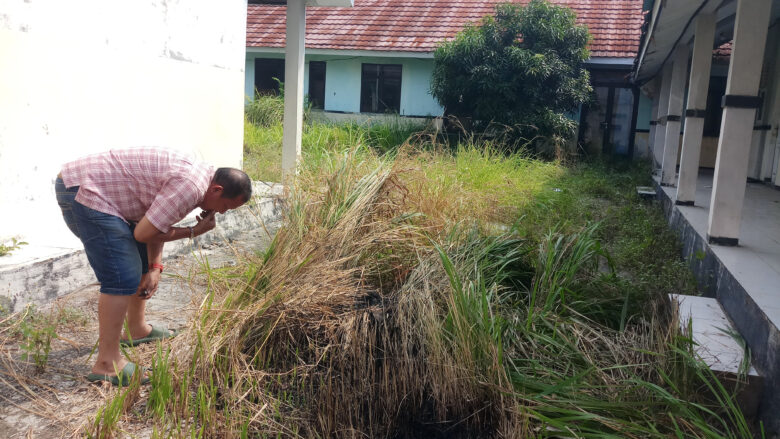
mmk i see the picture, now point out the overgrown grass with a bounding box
[244,94,284,128]
[89,117,757,437]
[244,110,427,182]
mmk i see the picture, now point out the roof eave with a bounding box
[247,46,638,64]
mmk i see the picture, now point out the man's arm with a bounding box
[133,211,217,244]
[137,240,164,299]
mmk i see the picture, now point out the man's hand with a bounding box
[195,210,217,235]
[136,269,161,300]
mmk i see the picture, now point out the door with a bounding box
[580,85,637,157]
[609,87,635,156]
[308,61,326,109]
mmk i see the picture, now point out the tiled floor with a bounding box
[658,169,780,331]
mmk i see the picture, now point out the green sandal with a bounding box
[86,362,150,386]
[120,325,176,347]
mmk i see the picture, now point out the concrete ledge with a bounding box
[655,180,780,433]
[0,182,284,314]
[672,294,762,418]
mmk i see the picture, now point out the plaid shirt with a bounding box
[61,147,214,233]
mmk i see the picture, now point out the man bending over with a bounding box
[55,147,251,385]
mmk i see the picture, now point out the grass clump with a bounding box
[245,94,284,128]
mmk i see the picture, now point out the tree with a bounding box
[430,0,592,150]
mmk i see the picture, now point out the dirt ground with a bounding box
[0,226,276,438]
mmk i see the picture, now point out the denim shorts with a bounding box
[55,177,148,296]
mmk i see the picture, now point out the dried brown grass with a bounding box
[163,148,521,438]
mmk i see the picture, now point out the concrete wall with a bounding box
[634,132,650,158]
[308,110,440,128]
[0,0,248,247]
[246,51,444,117]
[762,26,780,185]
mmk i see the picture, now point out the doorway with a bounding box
[580,85,638,157]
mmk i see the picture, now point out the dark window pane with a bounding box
[360,63,402,113]
[609,87,634,155]
[254,58,285,96]
[703,76,726,137]
[308,61,326,109]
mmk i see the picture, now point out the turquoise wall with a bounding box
[246,52,444,117]
[636,92,653,130]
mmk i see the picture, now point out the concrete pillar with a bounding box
[660,45,689,186]
[282,0,306,182]
[676,14,716,204]
[653,64,673,171]
[707,0,773,245]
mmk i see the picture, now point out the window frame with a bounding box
[254,58,285,96]
[360,63,402,114]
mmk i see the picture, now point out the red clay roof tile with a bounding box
[247,0,644,58]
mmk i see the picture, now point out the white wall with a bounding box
[0,0,247,245]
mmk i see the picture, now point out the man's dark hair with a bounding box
[213,168,252,202]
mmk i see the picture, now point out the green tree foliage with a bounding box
[430,0,592,148]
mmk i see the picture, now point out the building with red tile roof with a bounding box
[245,0,647,157]
[247,0,644,59]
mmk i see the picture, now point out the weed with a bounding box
[148,344,173,417]
[18,306,57,371]
[0,236,28,257]
[90,390,128,439]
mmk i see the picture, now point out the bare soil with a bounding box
[0,227,275,438]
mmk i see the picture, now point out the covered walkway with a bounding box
[655,169,780,425]
[659,169,780,325]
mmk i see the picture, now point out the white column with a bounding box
[660,45,689,186]
[676,14,716,204]
[282,0,306,182]
[707,0,773,245]
[653,64,673,171]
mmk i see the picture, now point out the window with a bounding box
[360,64,402,113]
[254,58,285,96]
[308,61,326,109]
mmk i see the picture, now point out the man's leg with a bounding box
[67,201,145,377]
[93,294,131,375]
[124,294,152,341]
[122,237,153,342]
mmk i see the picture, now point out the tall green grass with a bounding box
[243,113,426,182]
